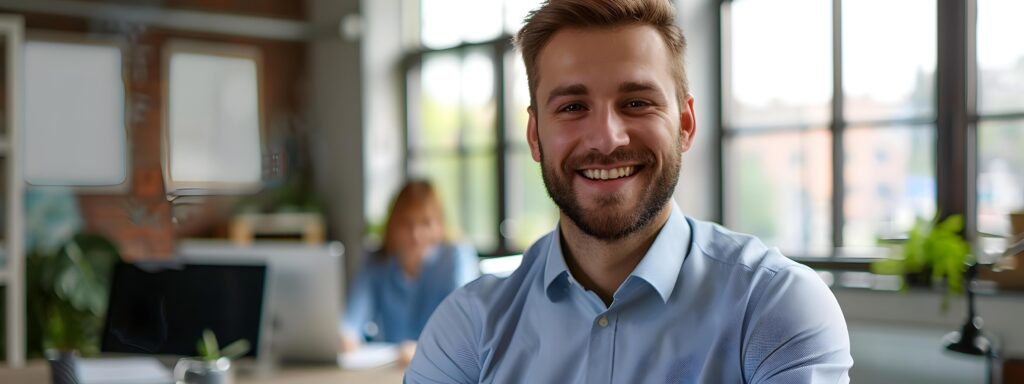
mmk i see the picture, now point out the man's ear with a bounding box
[527,106,542,162]
[679,95,697,152]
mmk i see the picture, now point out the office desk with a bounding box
[0,361,406,384]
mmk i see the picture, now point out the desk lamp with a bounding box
[942,237,1023,383]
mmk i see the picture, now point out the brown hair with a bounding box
[514,0,688,109]
[379,180,447,260]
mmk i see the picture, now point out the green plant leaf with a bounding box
[197,339,208,359]
[936,214,964,234]
[220,339,251,360]
[202,329,220,361]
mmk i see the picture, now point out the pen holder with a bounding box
[173,357,234,384]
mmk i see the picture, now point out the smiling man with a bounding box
[406,1,853,383]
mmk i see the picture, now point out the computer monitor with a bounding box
[176,240,345,364]
[101,262,267,358]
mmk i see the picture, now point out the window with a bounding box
[722,0,938,257]
[724,0,1024,259]
[976,0,1024,239]
[163,40,263,198]
[405,0,551,255]
[24,38,128,187]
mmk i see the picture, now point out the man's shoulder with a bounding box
[686,217,804,277]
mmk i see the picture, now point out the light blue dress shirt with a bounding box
[342,243,479,343]
[407,203,852,383]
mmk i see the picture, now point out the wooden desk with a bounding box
[0,361,406,384]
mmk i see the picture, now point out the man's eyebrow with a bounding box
[545,84,588,106]
[618,81,660,94]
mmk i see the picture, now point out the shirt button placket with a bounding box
[586,313,615,384]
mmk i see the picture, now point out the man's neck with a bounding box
[559,203,673,306]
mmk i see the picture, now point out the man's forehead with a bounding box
[534,25,673,87]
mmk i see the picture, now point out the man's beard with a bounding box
[539,140,681,241]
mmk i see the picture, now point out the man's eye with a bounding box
[625,100,650,109]
[559,103,585,113]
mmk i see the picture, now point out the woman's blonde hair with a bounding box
[379,180,447,259]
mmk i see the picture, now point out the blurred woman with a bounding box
[340,180,479,364]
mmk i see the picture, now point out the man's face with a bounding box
[527,25,696,241]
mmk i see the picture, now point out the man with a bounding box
[407,0,853,382]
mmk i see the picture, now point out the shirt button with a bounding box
[598,316,609,327]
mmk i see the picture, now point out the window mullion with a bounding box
[831,0,845,255]
[935,0,972,237]
[494,41,510,254]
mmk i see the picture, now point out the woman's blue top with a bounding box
[341,243,479,343]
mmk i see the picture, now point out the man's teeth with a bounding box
[582,166,636,180]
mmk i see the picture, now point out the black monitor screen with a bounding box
[101,262,266,357]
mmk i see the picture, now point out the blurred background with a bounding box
[0,0,1020,383]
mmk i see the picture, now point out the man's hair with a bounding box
[514,0,688,109]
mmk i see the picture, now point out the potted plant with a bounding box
[26,234,119,384]
[173,329,250,384]
[871,213,972,310]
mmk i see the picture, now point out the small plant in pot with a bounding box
[173,329,250,384]
[871,213,972,310]
[26,234,119,384]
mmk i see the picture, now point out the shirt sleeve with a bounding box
[453,243,481,287]
[405,287,481,384]
[341,259,375,339]
[742,265,853,384]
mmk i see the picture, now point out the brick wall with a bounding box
[13,2,308,260]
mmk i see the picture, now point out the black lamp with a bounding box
[941,263,991,356]
[941,238,1023,383]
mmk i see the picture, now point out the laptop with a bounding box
[101,262,267,359]
[176,240,345,364]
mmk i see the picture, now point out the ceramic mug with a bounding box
[173,357,234,384]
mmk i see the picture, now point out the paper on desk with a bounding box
[77,357,173,384]
[337,342,398,370]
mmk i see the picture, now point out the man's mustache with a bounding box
[563,148,656,172]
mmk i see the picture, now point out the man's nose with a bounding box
[586,106,630,155]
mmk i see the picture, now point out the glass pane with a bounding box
[504,150,558,251]
[504,0,544,34]
[466,153,498,251]
[724,130,833,256]
[167,50,261,186]
[413,51,497,151]
[978,0,1024,115]
[727,0,832,128]
[461,51,497,149]
[505,51,531,148]
[414,53,460,151]
[977,119,1024,236]
[422,0,502,49]
[409,154,499,252]
[409,154,463,241]
[24,41,127,186]
[843,126,936,254]
[842,0,935,122]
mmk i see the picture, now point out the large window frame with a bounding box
[720,0,1007,262]
[404,35,548,257]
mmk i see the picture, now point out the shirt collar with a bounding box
[630,201,690,303]
[543,224,570,298]
[543,201,691,303]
